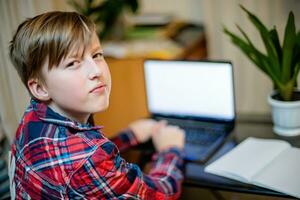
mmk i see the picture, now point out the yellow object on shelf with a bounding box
[103,38,182,59]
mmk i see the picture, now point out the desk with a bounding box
[184,117,300,200]
[130,116,300,200]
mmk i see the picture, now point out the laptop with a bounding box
[143,60,236,163]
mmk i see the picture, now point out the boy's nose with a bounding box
[87,59,101,79]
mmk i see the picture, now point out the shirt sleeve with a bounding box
[110,128,139,152]
[69,140,184,199]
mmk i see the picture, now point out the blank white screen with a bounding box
[144,60,235,120]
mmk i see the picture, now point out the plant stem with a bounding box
[278,81,295,101]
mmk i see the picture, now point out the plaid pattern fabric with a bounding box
[11,99,184,199]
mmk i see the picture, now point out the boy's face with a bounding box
[40,33,111,123]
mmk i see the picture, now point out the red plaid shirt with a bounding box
[10,99,184,199]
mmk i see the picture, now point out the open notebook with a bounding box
[144,60,235,162]
[205,137,300,199]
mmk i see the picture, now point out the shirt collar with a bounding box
[30,99,103,131]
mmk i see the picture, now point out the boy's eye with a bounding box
[93,52,104,59]
[66,60,80,68]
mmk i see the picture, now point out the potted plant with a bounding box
[70,0,139,40]
[224,5,300,136]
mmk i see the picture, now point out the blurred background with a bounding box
[1,0,300,142]
[0,0,300,199]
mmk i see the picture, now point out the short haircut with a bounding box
[9,11,95,92]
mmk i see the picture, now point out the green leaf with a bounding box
[240,5,281,78]
[269,27,282,68]
[224,28,263,70]
[125,0,139,13]
[292,31,300,66]
[224,6,299,101]
[224,28,282,87]
[69,0,139,40]
[68,0,86,14]
[236,24,254,46]
[282,12,296,83]
[292,62,300,84]
[289,32,300,88]
[236,24,282,82]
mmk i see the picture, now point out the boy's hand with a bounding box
[128,119,158,143]
[152,122,185,152]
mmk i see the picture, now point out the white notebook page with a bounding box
[205,137,291,182]
[253,147,300,198]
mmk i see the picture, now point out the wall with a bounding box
[140,0,204,24]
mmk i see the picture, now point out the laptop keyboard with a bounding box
[155,117,231,162]
[184,126,225,146]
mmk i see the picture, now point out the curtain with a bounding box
[0,0,71,143]
[0,0,32,143]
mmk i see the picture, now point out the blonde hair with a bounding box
[9,11,95,92]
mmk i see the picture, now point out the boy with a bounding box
[9,11,185,199]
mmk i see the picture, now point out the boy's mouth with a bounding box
[90,83,106,94]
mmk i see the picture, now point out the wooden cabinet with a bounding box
[93,58,149,137]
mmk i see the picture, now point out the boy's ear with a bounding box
[27,78,50,101]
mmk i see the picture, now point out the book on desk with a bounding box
[204,137,300,199]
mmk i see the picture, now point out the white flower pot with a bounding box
[268,92,300,136]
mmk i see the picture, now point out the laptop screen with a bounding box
[144,60,235,121]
